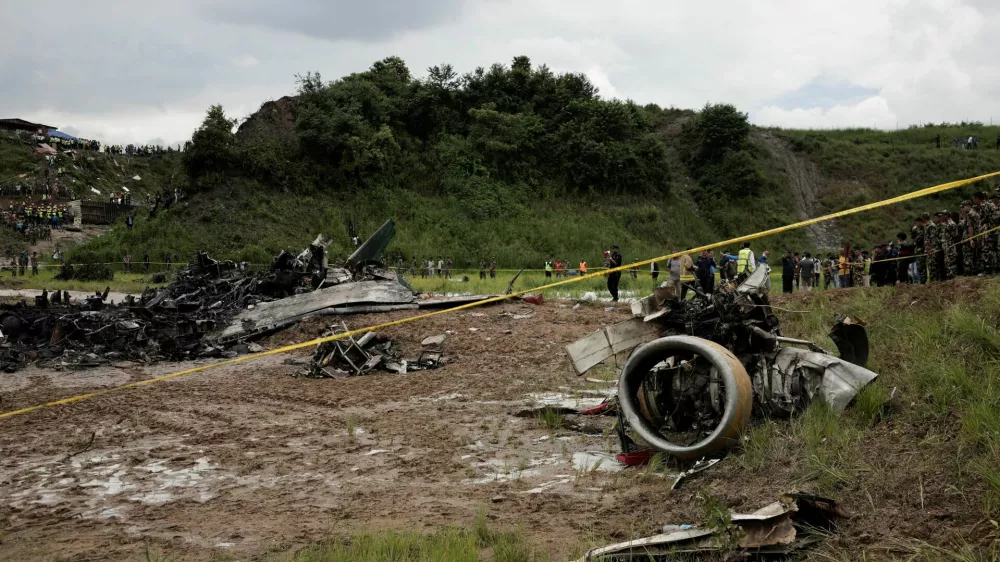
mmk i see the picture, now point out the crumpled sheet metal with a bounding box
[769,346,879,412]
[576,493,847,561]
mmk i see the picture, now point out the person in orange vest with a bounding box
[579,259,587,276]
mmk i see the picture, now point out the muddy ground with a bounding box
[0,295,988,561]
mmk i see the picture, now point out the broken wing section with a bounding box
[565,319,660,375]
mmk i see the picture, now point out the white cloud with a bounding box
[755,97,899,130]
[3,0,1000,143]
[232,55,260,68]
[586,66,619,100]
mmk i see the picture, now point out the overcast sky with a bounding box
[4,0,1000,146]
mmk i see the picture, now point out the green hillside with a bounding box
[5,57,1000,269]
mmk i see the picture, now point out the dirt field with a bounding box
[0,295,990,561]
[0,301,648,561]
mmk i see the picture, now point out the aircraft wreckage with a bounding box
[566,267,878,461]
[0,220,476,373]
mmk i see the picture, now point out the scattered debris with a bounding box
[670,458,720,490]
[522,294,544,305]
[566,267,879,460]
[298,321,447,378]
[576,493,848,561]
[54,263,115,282]
[421,334,446,347]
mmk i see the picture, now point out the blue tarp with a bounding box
[48,130,78,141]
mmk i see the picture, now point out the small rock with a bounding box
[491,495,505,503]
[468,327,479,332]
[422,334,447,346]
[572,303,581,311]
[247,343,264,353]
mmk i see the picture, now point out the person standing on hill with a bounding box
[944,210,959,279]
[974,192,996,274]
[851,248,865,288]
[912,214,928,283]
[445,256,453,278]
[695,250,717,294]
[479,258,487,280]
[607,244,623,302]
[781,250,795,294]
[736,243,755,275]
[926,213,943,282]
[960,201,978,276]
[799,253,815,292]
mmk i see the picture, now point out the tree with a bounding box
[183,105,237,182]
[680,103,752,171]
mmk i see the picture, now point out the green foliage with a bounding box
[682,103,752,167]
[679,103,764,199]
[287,56,670,196]
[183,105,237,184]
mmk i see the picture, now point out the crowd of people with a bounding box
[7,249,41,277]
[408,256,457,279]
[102,144,170,157]
[0,200,70,243]
[766,187,1000,293]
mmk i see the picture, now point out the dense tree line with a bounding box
[184,56,671,202]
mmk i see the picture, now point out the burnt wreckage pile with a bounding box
[567,267,878,460]
[0,220,442,372]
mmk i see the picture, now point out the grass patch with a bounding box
[0,267,166,294]
[345,414,358,440]
[291,508,547,562]
[535,407,565,431]
[734,420,786,474]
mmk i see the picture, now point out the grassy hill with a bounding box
[773,124,1000,245]
[5,58,1000,270]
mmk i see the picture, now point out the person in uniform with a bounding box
[607,244,623,302]
[945,210,959,279]
[960,200,980,276]
[974,192,996,274]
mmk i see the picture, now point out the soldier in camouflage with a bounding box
[912,213,929,284]
[944,210,959,279]
[925,212,942,282]
[961,200,981,276]
[974,192,998,274]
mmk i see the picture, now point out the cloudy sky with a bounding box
[4,0,1000,146]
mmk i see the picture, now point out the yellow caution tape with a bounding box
[3,170,1000,421]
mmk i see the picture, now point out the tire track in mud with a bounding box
[756,130,841,249]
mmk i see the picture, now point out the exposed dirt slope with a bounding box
[756,130,841,249]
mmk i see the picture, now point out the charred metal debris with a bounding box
[566,267,879,461]
[297,323,447,378]
[0,219,452,373]
[577,492,850,561]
